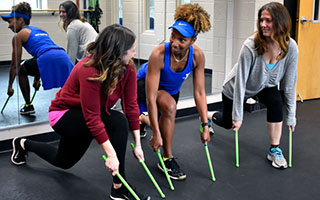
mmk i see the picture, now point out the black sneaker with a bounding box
[20,104,35,115]
[11,137,28,165]
[110,185,151,200]
[157,157,186,180]
[140,123,147,138]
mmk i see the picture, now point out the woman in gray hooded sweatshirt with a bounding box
[209,2,298,169]
[59,1,98,64]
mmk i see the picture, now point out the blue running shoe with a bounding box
[267,147,288,169]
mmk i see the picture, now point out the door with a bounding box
[296,0,320,100]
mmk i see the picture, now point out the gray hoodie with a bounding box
[222,35,298,126]
[67,19,98,64]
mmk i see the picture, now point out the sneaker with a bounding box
[209,111,219,121]
[140,123,147,138]
[110,185,151,200]
[267,147,288,169]
[157,157,186,180]
[139,113,148,138]
[11,137,28,165]
[20,104,35,115]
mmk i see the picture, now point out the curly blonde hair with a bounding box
[174,3,211,35]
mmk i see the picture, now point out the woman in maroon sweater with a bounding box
[11,24,150,200]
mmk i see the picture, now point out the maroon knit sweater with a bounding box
[49,56,140,144]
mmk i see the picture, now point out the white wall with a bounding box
[0,0,282,89]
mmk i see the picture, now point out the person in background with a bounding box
[59,0,98,65]
[1,2,73,115]
[11,24,150,200]
[208,2,298,169]
[137,3,211,180]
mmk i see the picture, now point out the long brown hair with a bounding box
[254,2,292,59]
[59,1,86,31]
[85,24,136,94]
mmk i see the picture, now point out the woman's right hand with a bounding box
[7,87,14,97]
[150,133,163,152]
[104,154,119,176]
[101,140,119,176]
[232,120,242,131]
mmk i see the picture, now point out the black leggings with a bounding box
[24,108,129,184]
[216,86,283,129]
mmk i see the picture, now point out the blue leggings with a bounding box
[25,108,129,184]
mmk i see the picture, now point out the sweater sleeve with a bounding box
[67,24,80,65]
[78,67,109,144]
[232,44,254,122]
[280,40,299,126]
[122,66,140,131]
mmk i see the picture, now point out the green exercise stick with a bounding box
[30,80,41,104]
[102,155,140,200]
[1,89,14,113]
[157,150,174,191]
[235,130,239,168]
[130,144,165,198]
[204,144,216,182]
[289,129,292,168]
[1,95,11,113]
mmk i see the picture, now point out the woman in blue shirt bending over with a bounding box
[1,2,73,115]
[137,3,211,180]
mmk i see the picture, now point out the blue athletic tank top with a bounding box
[23,26,63,57]
[136,42,194,95]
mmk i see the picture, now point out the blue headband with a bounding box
[1,12,30,21]
[169,20,197,37]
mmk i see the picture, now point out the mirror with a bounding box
[1,0,263,137]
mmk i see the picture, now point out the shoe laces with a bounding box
[270,147,283,160]
[166,158,180,170]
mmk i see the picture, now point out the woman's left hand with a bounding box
[200,126,210,144]
[133,144,144,162]
[289,125,295,132]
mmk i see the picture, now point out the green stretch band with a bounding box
[289,129,292,168]
[204,144,216,182]
[102,155,140,200]
[130,143,165,198]
[157,150,174,191]
[235,130,239,168]
[1,89,13,113]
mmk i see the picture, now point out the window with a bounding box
[119,0,123,25]
[145,0,154,30]
[176,0,191,8]
[0,0,47,10]
[314,0,319,20]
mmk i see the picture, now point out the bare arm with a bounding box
[8,34,23,96]
[146,45,164,150]
[193,46,210,144]
[100,140,119,176]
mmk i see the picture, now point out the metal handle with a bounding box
[301,16,313,24]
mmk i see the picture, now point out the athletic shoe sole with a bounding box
[157,163,187,180]
[11,137,26,165]
[20,110,35,115]
[267,154,288,169]
[140,132,147,138]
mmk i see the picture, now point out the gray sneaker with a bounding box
[267,147,288,169]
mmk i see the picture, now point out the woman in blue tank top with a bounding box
[1,2,73,115]
[137,3,211,180]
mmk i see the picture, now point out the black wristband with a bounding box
[201,122,209,128]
